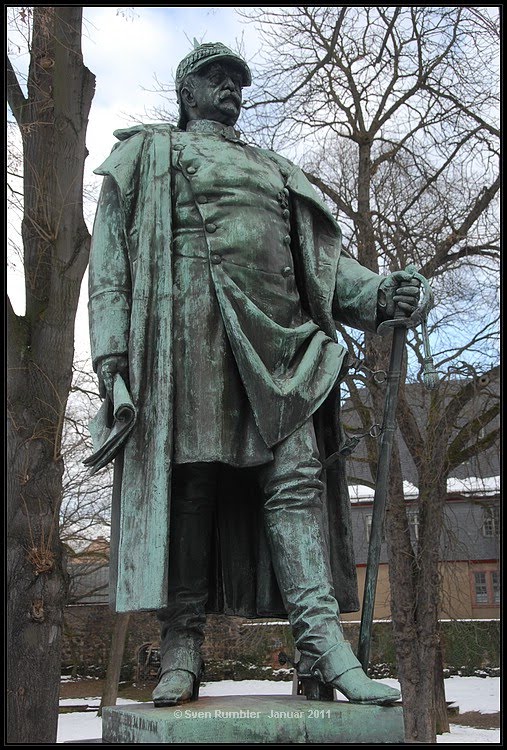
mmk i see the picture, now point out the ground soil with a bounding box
[445,711,500,730]
[60,678,154,703]
[60,679,500,729]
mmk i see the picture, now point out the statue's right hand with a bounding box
[97,355,129,399]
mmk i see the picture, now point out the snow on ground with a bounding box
[57,677,501,744]
[440,676,499,714]
[436,724,501,744]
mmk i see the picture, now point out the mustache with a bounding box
[218,89,241,106]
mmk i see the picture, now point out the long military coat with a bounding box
[88,123,383,614]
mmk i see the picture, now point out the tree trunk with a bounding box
[386,392,450,744]
[7,7,94,743]
[435,639,450,735]
[98,613,131,716]
[356,141,375,268]
[385,449,421,742]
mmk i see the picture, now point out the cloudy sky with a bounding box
[8,6,263,357]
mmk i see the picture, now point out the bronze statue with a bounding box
[88,42,421,708]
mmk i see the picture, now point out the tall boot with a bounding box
[264,502,400,704]
[261,424,400,706]
[152,463,217,707]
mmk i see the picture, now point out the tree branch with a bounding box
[447,403,499,462]
[253,8,346,108]
[303,170,357,220]
[398,127,482,222]
[422,84,499,139]
[421,175,500,278]
[375,7,402,64]
[436,366,500,438]
[448,427,500,473]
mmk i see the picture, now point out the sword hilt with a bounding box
[377,264,433,334]
[378,264,439,389]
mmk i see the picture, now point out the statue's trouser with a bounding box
[156,420,360,685]
[156,463,218,682]
[156,420,400,704]
[257,421,360,674]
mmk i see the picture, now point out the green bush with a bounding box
[343,620,500,677]
[441,620,500,670]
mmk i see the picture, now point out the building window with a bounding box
[364,513,385,543]
[365,514,372,542]
[473,570,500,606]
[491,572,500,604]
[482,506,499,537]
[474,572,488,604]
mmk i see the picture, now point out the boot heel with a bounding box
[191,663,205,701]
[299,676,334,702]
[191,678,200,701]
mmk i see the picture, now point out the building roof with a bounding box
[342,378,499,494]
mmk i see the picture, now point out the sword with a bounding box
[357,265,436,671]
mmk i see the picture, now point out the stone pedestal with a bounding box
[102,695,404,744]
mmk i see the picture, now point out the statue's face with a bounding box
[183,61,243,126]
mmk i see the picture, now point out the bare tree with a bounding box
[59,364,132,709]
[7,7,95,743]
[235,7,499,743]
[60,363,113,604]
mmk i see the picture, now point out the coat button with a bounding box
[281,266,292,277]
[283,235,291,245]
[187,165,197,174]
[196,195,207,204]
[205,222,217,233]
[210,253,222,264]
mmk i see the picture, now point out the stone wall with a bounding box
[62,607,293,680]
[62,606,500,680]
[63,605,159,678]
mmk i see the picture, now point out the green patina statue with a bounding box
[88,42,421,709]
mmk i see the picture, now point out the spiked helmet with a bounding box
[175,41,251,128]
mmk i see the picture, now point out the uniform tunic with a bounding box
[171,120,344,465]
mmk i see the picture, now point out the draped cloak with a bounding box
[88,123,384,615]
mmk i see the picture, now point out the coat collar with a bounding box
[186,118,244,143]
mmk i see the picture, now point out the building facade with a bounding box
[342,477,500,622]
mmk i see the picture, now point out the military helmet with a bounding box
[176,41,251,129]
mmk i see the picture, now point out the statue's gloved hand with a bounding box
[378,270,421,321]
[97,354,129,399]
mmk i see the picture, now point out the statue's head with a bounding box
[176,42,251,129]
